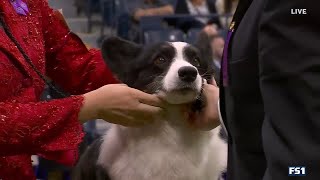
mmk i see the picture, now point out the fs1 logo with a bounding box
[288,167,306,176]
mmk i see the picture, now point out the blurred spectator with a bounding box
[215,0,239,27]
[126,0,174,42]
[175,0,221,32]
[210,32,225,84]
[195,26,225,85]
[127,0,174,21]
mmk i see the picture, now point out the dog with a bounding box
[73,37,228,180]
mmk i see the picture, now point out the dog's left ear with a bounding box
[101,37,142,83]
[192,33,216,84]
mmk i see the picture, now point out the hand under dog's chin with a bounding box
[158,90,199,104]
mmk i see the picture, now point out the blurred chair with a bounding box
[185,28,202,44]
[139,16,168,43]
[100,0,115,27]
[139,16,166,32]
[99,0,131,40]
[144,29,185,44]
[86,0,101,33]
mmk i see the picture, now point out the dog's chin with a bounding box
[158,88,200,104]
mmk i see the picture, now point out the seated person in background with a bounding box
[126,0,174,42]
[195,25,225,86]
[210,31,225,85]
[175,0,221,32]
[215,0,239,27]
[130,0,174,21]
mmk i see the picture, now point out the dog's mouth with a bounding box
[170,87,197,94]
[157,79,205,105]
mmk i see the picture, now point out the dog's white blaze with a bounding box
[162,42,202,104]
[171,42,186,60]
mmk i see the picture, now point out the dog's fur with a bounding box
[73,37,227,180]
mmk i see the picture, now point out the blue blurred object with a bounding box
[100,0,131,39]
[100,0,115,27]
[144,29,185,44]
[86,0,101,33]
[218,28,228,40]
[139,16,166,32]
[185,28,201,44]
[83,120,99,143]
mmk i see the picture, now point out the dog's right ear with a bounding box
[101,37,142,83]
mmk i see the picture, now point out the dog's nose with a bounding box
[178,66,198,82]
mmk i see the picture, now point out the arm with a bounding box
[39,0,118,95]
[144,5,174,16]
[259,0,320,178]
[0,96,84,165]
[134,5,174,21]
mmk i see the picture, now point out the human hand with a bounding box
[186,82,220,130]
[80,84,165,127]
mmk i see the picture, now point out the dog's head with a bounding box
[102,37,213,105]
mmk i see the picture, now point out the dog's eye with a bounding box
[193,57,200,67]
[154,56,166,65]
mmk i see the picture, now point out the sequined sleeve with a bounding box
[0,95,84,165]
[39,0,118,95]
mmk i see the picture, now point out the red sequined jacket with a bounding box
[0,0,118,179]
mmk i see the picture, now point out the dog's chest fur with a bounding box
[98,108,227,180]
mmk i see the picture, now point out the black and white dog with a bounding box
[73,37,227,180]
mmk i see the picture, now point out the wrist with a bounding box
[79,93,99,123]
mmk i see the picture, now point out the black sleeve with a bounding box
[259,0,320,179]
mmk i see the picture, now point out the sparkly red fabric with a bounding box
[0,0,118,179]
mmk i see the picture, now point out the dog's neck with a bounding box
[98,105,212,173]
[163,105,198,130]
[133,106,210,141]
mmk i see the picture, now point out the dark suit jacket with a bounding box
[220,0,320,179]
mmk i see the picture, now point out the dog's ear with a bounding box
[101,37,142,83]
[193,39,215,84]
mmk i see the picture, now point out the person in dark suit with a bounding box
[220,0,320,179]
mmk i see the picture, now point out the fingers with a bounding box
[202,84,219,95]
[132,89,166,108]
[137,103,164,116]
[211,78,218,87]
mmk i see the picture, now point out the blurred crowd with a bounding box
[74,0,238,86]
